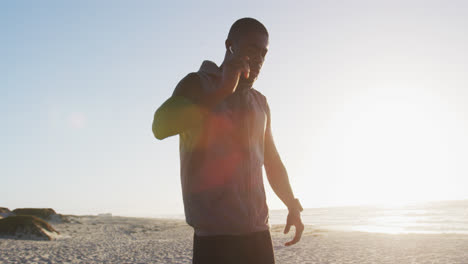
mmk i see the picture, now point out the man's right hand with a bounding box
[283,209,304,246]
[220,53,250,95]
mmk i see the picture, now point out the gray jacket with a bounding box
[180,60,271,236]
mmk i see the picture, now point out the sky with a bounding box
[2,0,468,217]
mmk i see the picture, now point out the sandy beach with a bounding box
[1,215,467,264]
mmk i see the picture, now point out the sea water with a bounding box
[269,200,468,234]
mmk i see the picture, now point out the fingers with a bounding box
[235,56,250,79]
[227,55,250,79]
[283,223,291,234]
[284,223,304,247]
[243,56,250,79]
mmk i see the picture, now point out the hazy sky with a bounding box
[2,0,468,217]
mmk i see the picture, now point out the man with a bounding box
[152,17,304,264]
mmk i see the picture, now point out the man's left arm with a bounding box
[263,104,304,246]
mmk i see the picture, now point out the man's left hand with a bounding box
[283,210,304,246]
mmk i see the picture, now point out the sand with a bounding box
[0,215,467,264]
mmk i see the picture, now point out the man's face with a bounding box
[234,31,269,84]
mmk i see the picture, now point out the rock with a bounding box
[13,208,56,219]
[0,207,13,218]
[12,208,70,223]
[0,215,60,240]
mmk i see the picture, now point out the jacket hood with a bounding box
[198,60,221,77]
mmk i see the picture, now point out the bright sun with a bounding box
[281,83,467,209]
[336,85,462,206]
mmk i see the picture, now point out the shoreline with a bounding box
[1,215,467,263]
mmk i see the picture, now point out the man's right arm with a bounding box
[153,55,250,140]
[152,73,207,140]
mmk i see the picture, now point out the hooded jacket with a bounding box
[179,60,271,236]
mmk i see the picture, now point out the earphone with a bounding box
[229,46,234,54]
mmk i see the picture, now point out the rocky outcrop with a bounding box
[13,208,56,219]
[0,215,60,240]
[0,208,13,218]
[12,208,70,223]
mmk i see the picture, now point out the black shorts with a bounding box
[192,230,275,264]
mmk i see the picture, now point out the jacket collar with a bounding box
[199,60,221,77]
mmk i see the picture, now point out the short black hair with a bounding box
[227,17,269,42]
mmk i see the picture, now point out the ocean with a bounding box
[269,200,468,234]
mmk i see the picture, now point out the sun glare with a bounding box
[298,83,462,208]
